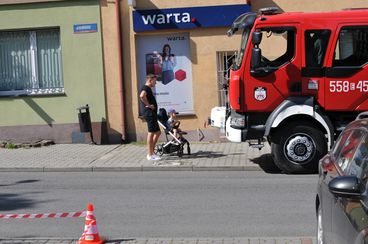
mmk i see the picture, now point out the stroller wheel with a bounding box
[177,144,184,157]
[154,144,164,156]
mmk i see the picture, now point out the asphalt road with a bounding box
[0,171,318,239]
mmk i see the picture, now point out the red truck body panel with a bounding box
[229,9,368,113]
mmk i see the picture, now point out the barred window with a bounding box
[217,51,236,107]
[0,29,64,96]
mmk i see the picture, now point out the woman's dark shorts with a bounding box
[144,110,160,133]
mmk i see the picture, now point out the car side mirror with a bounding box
[252,31,262,45]
[251,48,261,69]
[328,176,365,198]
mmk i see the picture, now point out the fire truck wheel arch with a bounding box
[264,98,334,149]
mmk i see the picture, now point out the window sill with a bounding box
[0,88,65,98]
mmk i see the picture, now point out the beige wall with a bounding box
[100,0,125,142]
[252,0,368,12]
[117,0,368,142]
[134,0,245,9]
[121,0,244,141]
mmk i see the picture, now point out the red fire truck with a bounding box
[211,7,368,173]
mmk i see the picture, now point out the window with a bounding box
[335,129,365,173]
[233,28,250,70]
[305,30,331,67]
[332,130,352,159]
[258,28,295,68]
[333,26,368,67]
[217,51,236,106]
[0,29,63,96]
[348,135,368,178]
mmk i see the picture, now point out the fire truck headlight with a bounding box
[230,117,245,128]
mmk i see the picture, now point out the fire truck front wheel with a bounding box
[271,122,327,173]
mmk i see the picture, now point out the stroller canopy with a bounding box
[158,108,169,125]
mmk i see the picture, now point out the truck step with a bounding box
[248,140,264,150]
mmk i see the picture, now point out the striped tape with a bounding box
[0,211,86,219]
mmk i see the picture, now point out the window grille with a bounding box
[0,29,63,96]
[216,51,237,107]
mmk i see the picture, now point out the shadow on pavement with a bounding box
[105,239,135,243]
[178,151,244,159]
[0,179,40,187]
[250,153,283,174]
[0,193,37,211]
[0,180,42,211]
[179,150,228,159]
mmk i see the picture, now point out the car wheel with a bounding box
[271,122,327,173]
[317,205,325,244]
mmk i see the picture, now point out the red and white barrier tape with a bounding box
[0,211,86,219]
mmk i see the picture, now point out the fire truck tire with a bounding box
[271,122,327,173]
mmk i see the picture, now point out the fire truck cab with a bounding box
[212,8,368,173]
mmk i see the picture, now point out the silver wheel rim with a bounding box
[317,206,323,244]
[284,133,316,165]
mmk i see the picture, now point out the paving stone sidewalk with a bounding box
[0,237,316,244]
[0,142,275,172]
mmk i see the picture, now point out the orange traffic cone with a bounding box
[78,203,104,244]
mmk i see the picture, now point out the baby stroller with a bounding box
[154,108,191,157]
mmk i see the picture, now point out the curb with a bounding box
[0,165,262,172]
[0,237,317,244]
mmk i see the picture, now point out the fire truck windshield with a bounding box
[227,12,256,71]
[233,28,250,70]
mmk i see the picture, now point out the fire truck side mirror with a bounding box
[251,48,261,69]
[252,31,262,45]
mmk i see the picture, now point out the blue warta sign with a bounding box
[73,23,98,34]
[133,4,251,32]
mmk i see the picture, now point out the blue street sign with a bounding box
[73,23,98,34]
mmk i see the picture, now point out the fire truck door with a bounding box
[302,29,331,103]
[324,25,368,111]
[245,25,301,112]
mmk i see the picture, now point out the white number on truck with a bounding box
[329,80,368,93]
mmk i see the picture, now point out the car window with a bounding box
[335,129,365,173]
[258,28,295,68]
[305,30,331,67]
[348,135,368,181]
[333,26,368,67]
[347,135,368,178]
[332,130,352,159]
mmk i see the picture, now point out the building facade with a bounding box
[0,0,367,144]
[118,0,368,142]
[0,0,107,143]
[123,0,249,142]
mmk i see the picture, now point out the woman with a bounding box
[160,44,176,85]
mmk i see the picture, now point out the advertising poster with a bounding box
[137,33,194,115]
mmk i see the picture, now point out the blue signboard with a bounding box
[133,4,251,32]
[73,23,98,34]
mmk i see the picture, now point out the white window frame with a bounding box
[0,29,64,97]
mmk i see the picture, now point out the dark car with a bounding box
[316,113,368,244]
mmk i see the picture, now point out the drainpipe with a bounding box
[115,0,126,141]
